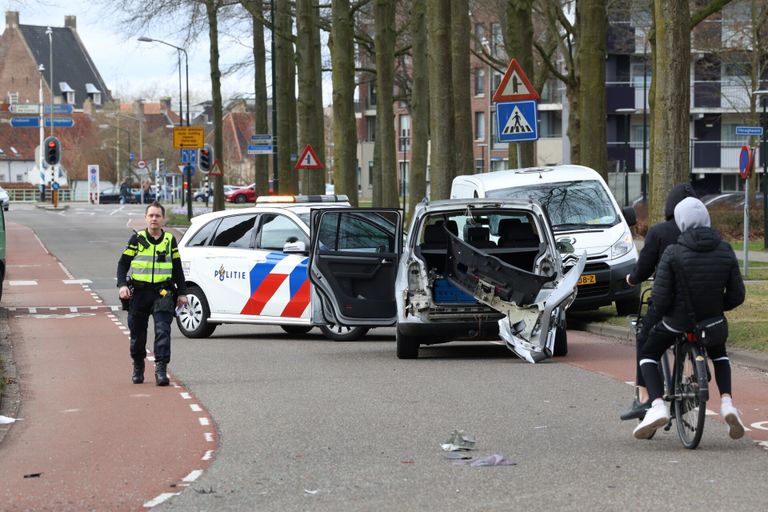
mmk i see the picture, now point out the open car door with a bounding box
[309,208,402,328]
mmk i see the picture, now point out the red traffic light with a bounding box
[43,136,61,166]
[47,140,57,148]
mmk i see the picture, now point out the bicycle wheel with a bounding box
[674,343,707,449]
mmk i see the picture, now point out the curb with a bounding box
[0,308,21,445]
[573,320,768,374]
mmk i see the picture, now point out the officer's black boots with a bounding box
[132,360,145,384]
[155,362,169,386]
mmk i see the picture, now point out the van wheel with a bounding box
[396,328,419,359]
[281,325,313,335]
[616,297,641,317]
[320,324,369,341]
[176,286,216,338]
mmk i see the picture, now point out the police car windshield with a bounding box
[485,180,619,231]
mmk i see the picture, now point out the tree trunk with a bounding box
[409,0,429,216]
[576,0,607,178]
[451,0,473,176]
[296,0,325,195]
[252,6,269,197]
[374,0,398,207]
[505,0,535,168]
[330,0,358,206]
[650,0,690,224]
[276,0,298,195]
[205,0,225,211]
[426,0,455,199]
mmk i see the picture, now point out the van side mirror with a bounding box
[622,206,637,227]
[556,239,575,254]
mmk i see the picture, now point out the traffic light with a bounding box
[43,136,61,166]
[199,144,214,173]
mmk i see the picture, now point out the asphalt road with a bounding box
[4,203,768,511]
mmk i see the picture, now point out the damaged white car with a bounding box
[308,199,586,363]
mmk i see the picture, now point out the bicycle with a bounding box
[628,286,710,449]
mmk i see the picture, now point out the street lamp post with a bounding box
[400,135,409,211]
[139,36,191,218]
[752,90,768,249]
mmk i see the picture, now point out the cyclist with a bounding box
[633,197,745,440]
[622,184,697,421]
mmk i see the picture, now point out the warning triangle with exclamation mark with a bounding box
[502,106,533,135]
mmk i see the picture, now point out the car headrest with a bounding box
[464,225,490,242]
[424,224,448,244]
[499,218,537,242]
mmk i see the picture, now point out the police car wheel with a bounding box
[281,325,313,335]
[177,286,216,338]
[320,324,369,342]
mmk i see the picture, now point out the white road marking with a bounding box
[750,421,768,431]
[204,432,214,442]
[180,392,192,400]
[198,417,210,426]
[63,279,92,284]
[130,394,152,398]
[182,469,203,482]
[190,404,202,412]
[60,409,81,413]
[9,280,37,286]
[201,450,214,461]
[143,492,179,508]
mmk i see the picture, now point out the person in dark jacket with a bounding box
[633,197,746,440]
[621,184,697,421]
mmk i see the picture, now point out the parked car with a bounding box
[308,198,586,362]
[98,186,124,204]
[194,187,213,202]
[175,194,362,341]
[702,192,763,209]
[0,204,5,300]
[132,187,157,204]
[0,186,9,211]
[225,184,256,204]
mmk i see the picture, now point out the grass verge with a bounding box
[569,281,768,353]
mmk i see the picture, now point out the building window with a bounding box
[474,23,485,52]
[366,116,376,142]
[722,174,745,192]
[538,111,562,138]
[7,92,18,105]
[59,82,75,104]
[491,23,503,58]
[86,83,102,105]
[474,68,486,96]
[475,111,486,140]
[475,159,484,173]
[368,81,377,107]
[399,115,411,151]
[368,161,374,189]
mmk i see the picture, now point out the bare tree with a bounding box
[374,0,399,207]
[408,0,429,215]
[330,0,359,206]
[452,0,474,176]
[505,0,536,168]
[275,0,298,194]
[427,0,456,199]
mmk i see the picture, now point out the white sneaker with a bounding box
[633,402,670,440]
[721,403,745,440]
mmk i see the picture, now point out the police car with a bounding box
[176,195,369,341]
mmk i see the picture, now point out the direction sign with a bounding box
[10,117,39,128]
[735,126,764,136]
[496,101,539,142]
[493,59,539,103]
[46,104,74,115]
[9,104,39,114]
[173,126,205,149]
[295,144,323,169]
[247,144,273,155]
[180,148,197,164]
[251,134,273,143]
[45,117,74,128]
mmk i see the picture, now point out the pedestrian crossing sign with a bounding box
[496,100,538,142]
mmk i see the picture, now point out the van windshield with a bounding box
[485,180,619,231]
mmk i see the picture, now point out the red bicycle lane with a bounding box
[566,329,768,447]
[0,222,217,511]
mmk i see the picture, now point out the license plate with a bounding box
[577,274,597,286]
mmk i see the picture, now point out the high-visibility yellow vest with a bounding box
[124,230,176,284]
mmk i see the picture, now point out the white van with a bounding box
[451,165,640,315]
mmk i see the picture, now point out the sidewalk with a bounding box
[0,221,216,510]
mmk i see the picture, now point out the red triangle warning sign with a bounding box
[295,144,324,169]
[208,160,224,176]
[493,58,539,102]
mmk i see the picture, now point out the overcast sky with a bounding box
[3,0,259,108]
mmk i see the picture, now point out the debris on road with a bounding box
[454,454,516,467]
[0,415,18,424]
[440,429,476,452]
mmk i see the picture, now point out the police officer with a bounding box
[117,201,188,386]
